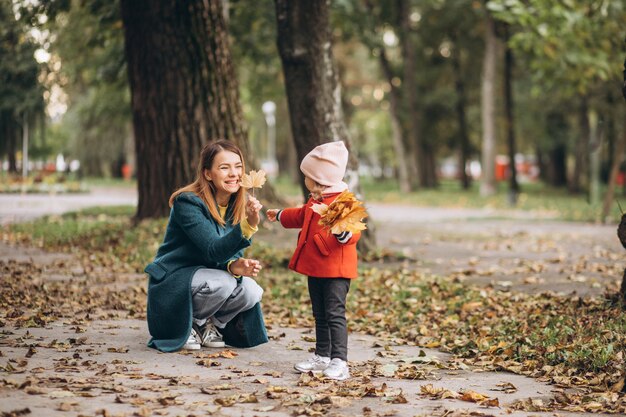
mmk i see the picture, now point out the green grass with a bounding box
[7,206,164,272]
[81,176,137,188]
[360,177,624,222]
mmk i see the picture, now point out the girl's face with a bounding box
[204,150,243,203]
[304,176,326,195]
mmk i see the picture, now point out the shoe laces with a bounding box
[187,329,200,343]
[200,323,222,343]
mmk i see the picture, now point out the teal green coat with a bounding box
[145,192,252,352]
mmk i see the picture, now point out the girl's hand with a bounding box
[266,209,279,222]
[230,258,262,277]
[246,195,263,228]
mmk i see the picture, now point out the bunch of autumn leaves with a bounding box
[241,169,368,235]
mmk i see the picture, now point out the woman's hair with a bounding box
[169,140,246,226]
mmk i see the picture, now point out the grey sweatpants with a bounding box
[191,268,263,328]
[308,277,351,361]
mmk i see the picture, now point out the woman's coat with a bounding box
[145,192,253,352]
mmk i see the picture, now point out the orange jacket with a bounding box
[279,193,361,279]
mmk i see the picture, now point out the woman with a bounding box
[145,140,265,352]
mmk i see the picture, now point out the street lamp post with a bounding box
[261,101,278,178]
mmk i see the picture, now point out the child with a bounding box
[266,141,360,380]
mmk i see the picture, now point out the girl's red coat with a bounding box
[279,193,360,279]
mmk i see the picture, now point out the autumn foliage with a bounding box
[311,190,368,235]
[240,170,267,197]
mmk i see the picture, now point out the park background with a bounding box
[1,1,626,416]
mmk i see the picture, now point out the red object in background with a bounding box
[618,172,625,186]
[121,164,132,180]
[495,160,507,181]
[44,162,56,173]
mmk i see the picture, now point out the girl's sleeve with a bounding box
[279,205,307,229]
[334,231,361,245]
[173,196,251,264]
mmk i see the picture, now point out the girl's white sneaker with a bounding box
[323,358,350,380]
[294,354,331,373]
[183,329,201,350]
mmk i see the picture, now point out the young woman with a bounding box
[145,140,264,352]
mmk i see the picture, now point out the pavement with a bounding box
[0,187,137,225]
[0,187,620,416]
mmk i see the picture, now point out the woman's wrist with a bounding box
[240,217,258,239]
[227,259,242,278]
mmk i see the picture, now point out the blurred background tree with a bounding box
[0,1,45,174]
[2,0,625,218]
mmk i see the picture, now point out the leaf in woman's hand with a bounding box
[241,170,267,196]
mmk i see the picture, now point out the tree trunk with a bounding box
[379,48,412,193]
[396,0,425,188]
[7,117,17,173]
[570,97,589,193]
[503,24,519,203]
[424,148,438,187]
[121,0,252,219]
[545,111,568,186]
[601,119,626,223]
[480,12,497,197]
[548,145,568,187]
[620,54,626,311]
[274,0,376,252]
[451,40,471,190]
[622,55,626,101]
[588,109,602,206]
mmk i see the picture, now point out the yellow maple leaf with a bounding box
[310,202,328,216]
[314,190,368,235]
[240,170,267,196]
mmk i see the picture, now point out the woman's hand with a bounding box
[266,209,279,222]
[246,195,263,228]
[230,258,262,277]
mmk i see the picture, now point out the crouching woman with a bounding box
[145,140,266,352]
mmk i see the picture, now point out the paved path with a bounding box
[0,186,563,225]
[0,187,137,225]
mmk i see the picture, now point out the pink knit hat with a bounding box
[300,141,349,187]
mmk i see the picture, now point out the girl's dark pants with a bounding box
[307,276,351,361]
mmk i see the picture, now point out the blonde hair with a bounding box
[169,140,246,226]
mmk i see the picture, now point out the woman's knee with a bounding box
[210,275,237,301]
[241,277,263,304]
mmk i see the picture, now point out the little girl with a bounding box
[267,141,360,380]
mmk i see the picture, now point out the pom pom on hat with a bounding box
[300,141,349,187]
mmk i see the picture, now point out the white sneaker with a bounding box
[323,358,350,380]
[194,322,225,348]
[294,354,331,373]
[183,329,201,350]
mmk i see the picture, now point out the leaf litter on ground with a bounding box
[2,207,625,414]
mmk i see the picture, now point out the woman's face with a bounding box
[204,150,243,202]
